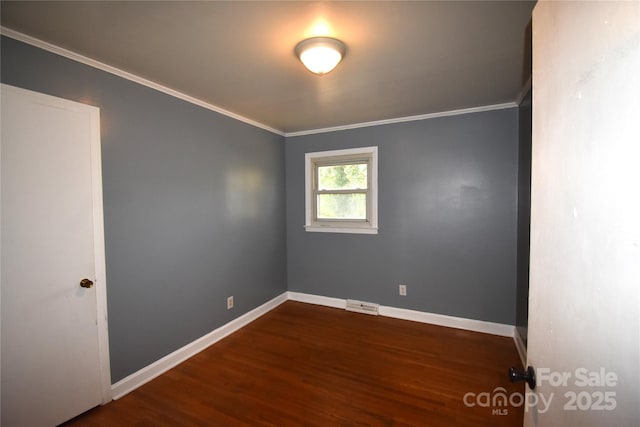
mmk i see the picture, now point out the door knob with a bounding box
[509,366,536,390]
[80,278,94,289]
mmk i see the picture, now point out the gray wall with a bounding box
[1,36,287,382]
[516,89,532,344]
[286,109,519,325]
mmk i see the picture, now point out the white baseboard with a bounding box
[286,291,346,309]
[513,329,527,368]
[379,305,515,337]
[111,290,519,400]
[287,291,515,337]
[111,292,288,400]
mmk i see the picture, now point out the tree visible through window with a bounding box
[305,146,378,234]
[316,163,368,220]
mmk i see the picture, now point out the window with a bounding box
[305,146,378,234]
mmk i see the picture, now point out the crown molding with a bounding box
[0,27,285,136]
[285,102,517,137]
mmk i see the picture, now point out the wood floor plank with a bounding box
[62,301,524,426]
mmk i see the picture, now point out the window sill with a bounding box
[304,225,378,235]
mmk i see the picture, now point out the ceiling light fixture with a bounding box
[295,37,346,75]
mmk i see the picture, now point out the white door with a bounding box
[526,2,639,426]
[1,84,111,426]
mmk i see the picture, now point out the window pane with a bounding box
[317,164,367,191]
[317,193,366,220]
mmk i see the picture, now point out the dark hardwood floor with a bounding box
[63,301,524,426]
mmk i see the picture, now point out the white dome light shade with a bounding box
[295,37,346,75]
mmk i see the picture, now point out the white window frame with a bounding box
[305,146,378,234]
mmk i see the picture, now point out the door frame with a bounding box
[1,83,112,404]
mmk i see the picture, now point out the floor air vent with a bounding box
[345,300,379,315]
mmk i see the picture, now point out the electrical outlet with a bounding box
[227,296,234,310]
[399,285,407,296]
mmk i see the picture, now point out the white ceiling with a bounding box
[1,1,535,134]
